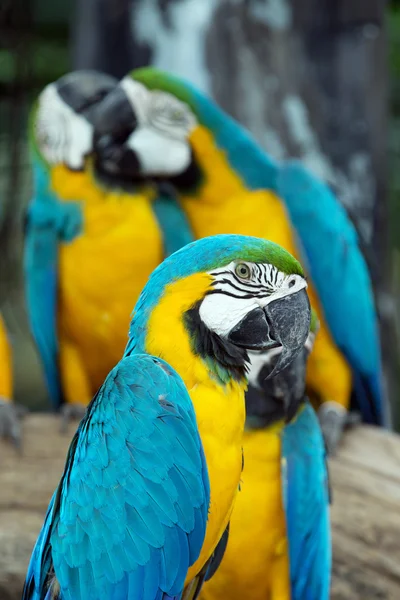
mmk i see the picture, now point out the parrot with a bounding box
[199,310,331,600]
[24,70,194,427]
[91,67,386,453]
[22,233,311,600]
[0,312,25,448]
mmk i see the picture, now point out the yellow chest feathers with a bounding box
[50,165,163,326]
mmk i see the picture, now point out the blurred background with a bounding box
[0,0,399,424]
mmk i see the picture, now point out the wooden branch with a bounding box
[0,415,399,599]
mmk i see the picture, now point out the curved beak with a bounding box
[91,86,140,177]
[228,288,311,378]
[56,70,118,121]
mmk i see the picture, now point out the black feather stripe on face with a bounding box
[184,302,249,384]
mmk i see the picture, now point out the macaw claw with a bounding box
[59,403,87,434]
[0,398,28,452]
[318,401,348,456]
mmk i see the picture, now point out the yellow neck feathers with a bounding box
[50,163,155,207]
[186,126,247,203]
[145,273,215,390]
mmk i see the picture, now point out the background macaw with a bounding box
[91,67,387,453]
[25,71,193,424]
[200,311,330,600]
[0,312,25,448]
[22,233,311,600]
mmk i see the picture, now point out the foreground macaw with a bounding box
[25,71,193,422]
[0,312,24,447]
[200,312,330,600]
[22,233,311,600]
[91,68,386,452]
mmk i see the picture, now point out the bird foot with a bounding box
[0,398,28,451]
[344,410,362,428]
[318,401,348,456]
[59,403,87,434]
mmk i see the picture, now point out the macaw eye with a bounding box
[235,263,251,279]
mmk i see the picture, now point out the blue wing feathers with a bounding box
[24,200,62,408]
[282,402,331,600]
[152,192,195,257]
[24,165,83,409]
[23,354,209,600]
[276,163,384,424]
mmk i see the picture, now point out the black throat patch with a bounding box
[184,302,249,385]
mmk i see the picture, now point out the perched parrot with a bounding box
[24,71,193,425]
[200,311,331,600]
[22,233,311,600]
[91,68,386,453]
[0,312,25,448]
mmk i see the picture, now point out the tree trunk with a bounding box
[130,0,399,426]
[71,0,147,78]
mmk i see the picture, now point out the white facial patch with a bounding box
[119,76,197,176]
[35,83,93,169]
[199,260,307,338]
[126,127,192,176]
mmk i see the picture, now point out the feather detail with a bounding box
[22,355,210,600]
[282,402,331,600]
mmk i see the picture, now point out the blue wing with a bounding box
[210,104,385,424]
[24,195,62,408]
[23,163,82,409]
[23,491,58,600]
[23,354,210,600]
[282,402,331,600]
[276,162,385,424]
[153,190,195,257]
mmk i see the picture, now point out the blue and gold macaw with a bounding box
[91,68,386,452]
[24,71,193,423]
[22,233,311,600]
[0,312,25,448]
[200,312,330,600]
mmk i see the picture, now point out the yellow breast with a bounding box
[186,380,246,584]
[200,428,290,600]
[51,166,163,394]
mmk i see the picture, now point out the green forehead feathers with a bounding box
[131,68,198,113]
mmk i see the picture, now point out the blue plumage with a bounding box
[282,402,331,600]
[152,190,194,257]
[24,161,83,408]
[23,355,210,600]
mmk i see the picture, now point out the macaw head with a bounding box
[30,70,118,172]
[245,308,320,426]
[127,234,311,384]
[91,67,271,190]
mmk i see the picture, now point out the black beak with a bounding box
[91,86,141,177]
[228,288,311,378]
[56,70,118,122]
